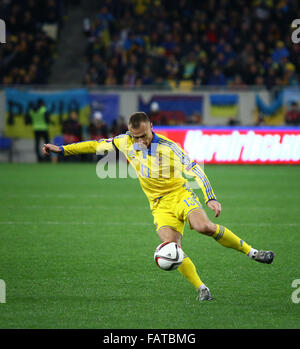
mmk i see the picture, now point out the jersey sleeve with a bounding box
[183,161,217,204]
[170,141,217,204]
[61,138,115,156]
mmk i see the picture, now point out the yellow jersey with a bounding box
[61,132,217,209]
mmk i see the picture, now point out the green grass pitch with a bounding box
[0,162,300,329]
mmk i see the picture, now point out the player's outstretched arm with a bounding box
[43,139,116,157]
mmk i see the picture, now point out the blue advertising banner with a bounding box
[89,93,120,126]
[138,95,203,125]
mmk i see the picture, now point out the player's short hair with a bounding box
[128,112,150,129]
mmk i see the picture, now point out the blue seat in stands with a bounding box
[0,136,13,162]
[0,137,12,150]
[53,135,64,146]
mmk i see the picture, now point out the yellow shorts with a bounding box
[152,184,203,235]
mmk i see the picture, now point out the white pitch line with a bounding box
[0,205,148,210]
[0,221,153,226]
[3,193,297,199]
[1,205,297,211]
[2,193,142,199]
[0,221,299,227]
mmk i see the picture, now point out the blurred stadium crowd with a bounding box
[0,0,299,90]
[0,0,65,85]
[83,0,300,89]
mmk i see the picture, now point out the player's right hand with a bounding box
[43,144,62,155]
[207,199,222,217]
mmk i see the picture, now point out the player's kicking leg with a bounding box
[157,226,213,301]
[187,208,275,264]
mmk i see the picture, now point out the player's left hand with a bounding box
[207,200,221,217]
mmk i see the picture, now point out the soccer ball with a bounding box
[154,242,184,271]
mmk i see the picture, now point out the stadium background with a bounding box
[0,0,300,330]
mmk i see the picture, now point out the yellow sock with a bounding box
[213,224,251,255]
[177,256,203,290]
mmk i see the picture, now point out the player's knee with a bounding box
[157,227,182,244]
[192,221,215,236]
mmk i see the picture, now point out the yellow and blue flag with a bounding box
[5,88,90,139]
[209,94,239,118]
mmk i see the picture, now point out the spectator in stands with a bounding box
[62,111,82,145]
[285,101,300,126]
[272,41,289,64]
[110,116,128,137]
[88,112,108,140]
[141,66,154,85]
[181,52,197,80]
[82,0,300,89]
[0,0,61,85]
[29,99,50,162]
[148,101,169,126]
[123,67,137,86]
[5,0,298,89]
[105,67,118,85]
[194,68,208,87]
[165,54,180,82]
[282,63,299,86]
[254,112,266,126]
[208,68,226,86]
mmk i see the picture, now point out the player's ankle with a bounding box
[247,248,258,259]
[198,283,209,291]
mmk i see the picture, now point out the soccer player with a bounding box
[43,112,275,301]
